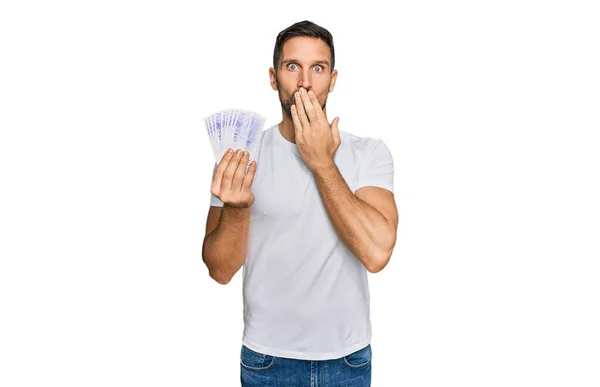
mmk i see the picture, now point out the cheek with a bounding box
[280,72,298,84]
[316,92,327,104]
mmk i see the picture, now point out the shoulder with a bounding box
[339,130,387,156]
[258,124,276,146]
[251,124,275,161]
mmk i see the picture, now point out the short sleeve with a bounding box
[209,162,225,207]
[356,139,394,193]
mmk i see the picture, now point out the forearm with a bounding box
[313,163,394,272]
[202,204,251,284]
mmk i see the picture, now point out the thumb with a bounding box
[331,117,340,138]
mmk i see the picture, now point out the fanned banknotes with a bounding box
[204,109,266,166]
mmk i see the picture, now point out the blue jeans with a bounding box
[240,344,372,386]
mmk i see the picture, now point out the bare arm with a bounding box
[313,162,398,273]
[202,149,256,284]
[289,88,398,272]
[202,205,251,284]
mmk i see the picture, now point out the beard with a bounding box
[276,78,327,119]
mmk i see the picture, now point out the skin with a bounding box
[203,148,254,284]
[269,36,338,155]
[203,36,399,284]
[270,36,399,272]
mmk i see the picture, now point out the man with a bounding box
[202,20,398,386]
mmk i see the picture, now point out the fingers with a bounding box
[294,90,311,129]
[231,150,251,191]
[331,116,340,138]
[298,88,317,122]
[298,88,318,122]
[221,148,244,192]
[211,148,257,207]
[241,159,257,194]
[290,104,304,141]
[212,148,234,193]
[307,89,325,121]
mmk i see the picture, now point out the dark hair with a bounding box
[273,20,335,72]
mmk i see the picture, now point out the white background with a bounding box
[1,1,599,386]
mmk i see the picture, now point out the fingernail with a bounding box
[227,148,233,155]
[300,88,305,94]
[236,149,241,155]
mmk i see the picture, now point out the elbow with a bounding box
[209,270,232,285]
[366,248,393,274]
[366,259,387,274]
[367,231,396,273]
[204,254,232,285]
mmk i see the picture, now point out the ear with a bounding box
[328,69,338,93]
[269,67,278,91]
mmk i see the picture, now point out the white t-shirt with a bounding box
[210,124,394,360]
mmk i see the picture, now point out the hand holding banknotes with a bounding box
[211,148,257,208]
[290,87,341,172]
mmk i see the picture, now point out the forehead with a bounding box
[281,36,331,63]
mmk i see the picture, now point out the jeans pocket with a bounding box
[240,345,277,371]
[343,344,372,368]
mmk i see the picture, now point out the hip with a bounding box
[240,343,372,387]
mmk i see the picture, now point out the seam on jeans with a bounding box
[240,346,277,371]
[343,345,372,368]
[343,354,372,368]
[343,355,372,368]
[240,355,277,371]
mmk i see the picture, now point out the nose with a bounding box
[297,69,312,91]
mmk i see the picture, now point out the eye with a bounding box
[287,63,298,70]
[314,65,323,72]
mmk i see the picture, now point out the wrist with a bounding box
[310,160,337,175]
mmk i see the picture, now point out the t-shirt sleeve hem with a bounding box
[355,181,394,194]
[210,196,225,207]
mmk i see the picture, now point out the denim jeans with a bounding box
[240,343,372,386]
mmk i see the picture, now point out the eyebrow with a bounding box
[281,59,330,67]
